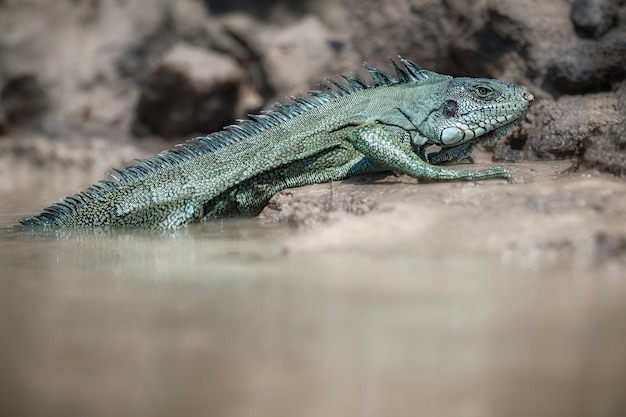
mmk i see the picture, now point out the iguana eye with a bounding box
[443,100,458,117]
[473,86,493,97]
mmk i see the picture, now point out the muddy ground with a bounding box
[0,0,625,269]
[258,152,626,272]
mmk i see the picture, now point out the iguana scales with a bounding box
[20,58,533,228]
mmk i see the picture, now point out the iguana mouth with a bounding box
[479,119,522,145]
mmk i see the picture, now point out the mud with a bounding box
[258,152,626,271]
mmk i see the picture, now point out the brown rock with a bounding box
[571,0,621,38]
[133,44,245,138]
[578,81,626,175]
[547,29,626,94]
[524,93,621,162]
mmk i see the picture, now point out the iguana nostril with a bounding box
[523,89,534,103]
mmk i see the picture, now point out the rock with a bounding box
[571,0,621,38]
[492,140,523,163]
[523,93,621,162]
[221,14,352,103]
[316,0,452,72]
[0,0,171,128]
[0,75,47,133]
[445,0,577,84]
[547,29,626,94]
[132,43,245,138]
[578,81,626,175]
[207,0,309,22]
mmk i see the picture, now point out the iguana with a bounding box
[20,58,533,228]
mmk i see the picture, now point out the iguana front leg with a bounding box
[349,123,509,181]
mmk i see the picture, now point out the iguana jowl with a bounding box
[20,58,534,228]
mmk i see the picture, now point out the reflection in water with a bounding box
[3,218,286,279]
[1,203,626,417]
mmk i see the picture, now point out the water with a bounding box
[2,190,626,417]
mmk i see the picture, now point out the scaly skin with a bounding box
[20,58,534,228]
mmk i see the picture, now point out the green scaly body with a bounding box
[20,58,533,228]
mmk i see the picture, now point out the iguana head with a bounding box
[426,77,534,147]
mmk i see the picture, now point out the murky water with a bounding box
[2,191,626,417]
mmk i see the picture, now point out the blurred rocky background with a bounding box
[0,0,624,184]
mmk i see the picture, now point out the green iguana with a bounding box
[20,58,534,228]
